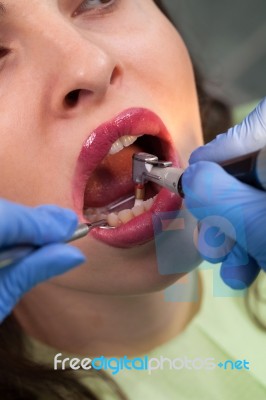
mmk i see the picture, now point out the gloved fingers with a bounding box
[183,161,253,208]
[183,161,266,267]
[0,199,78,248]
[189,97,266,164]
[197,216,261,289]
[196,220,236,264]
[220,247,260,290]
[0,243,85,322]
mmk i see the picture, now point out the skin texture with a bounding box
[0,0,203,355]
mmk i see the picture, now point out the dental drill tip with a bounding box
[134,183,145,207]
[135,183,145,200]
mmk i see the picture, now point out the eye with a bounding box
[73,0,117,16]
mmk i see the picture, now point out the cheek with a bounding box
[122,13,203,163]
[0,65,79,206]
[154,34,203,161]
[0,110,72,207]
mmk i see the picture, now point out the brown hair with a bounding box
[0,1,232,399]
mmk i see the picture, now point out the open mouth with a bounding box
[83,135,165,226]
[73,108,183,248]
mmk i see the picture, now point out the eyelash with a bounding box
[73,0,118,17]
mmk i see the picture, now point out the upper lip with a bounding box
[72,107,179,219]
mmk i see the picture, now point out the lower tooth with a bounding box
[85,196,157,227]
[144,198,153,211]
[107,212,120,227]
[89,215,98,223]
[132,204,145,217]
[134,199,144,207]
[98,213,107,220]
[118,209,134,224]
[84,209,94,218]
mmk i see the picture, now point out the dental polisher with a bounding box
[132,147,266,198]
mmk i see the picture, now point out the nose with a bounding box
[38,24,122,116]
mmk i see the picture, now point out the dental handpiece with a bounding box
[133,146,266,197]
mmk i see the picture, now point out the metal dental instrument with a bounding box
[0,192,139,270]
[0,193,137,270]
[66,219,110,242]
[132,147,266,197]
[132,152,183,194]
[106,195,135,212]
[0,219,110,270]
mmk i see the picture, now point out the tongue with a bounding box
[84,144,143,209]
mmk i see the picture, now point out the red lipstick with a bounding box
[73,108,183,248]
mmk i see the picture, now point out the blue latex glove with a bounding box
[182,98,266,289]
[0,200,86,322]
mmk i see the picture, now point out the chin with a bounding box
[50,238,200,296]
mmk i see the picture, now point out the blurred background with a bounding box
[163,0,266,106]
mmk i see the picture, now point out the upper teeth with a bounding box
[109,135,139,155]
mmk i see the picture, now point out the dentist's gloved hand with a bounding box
[182,98,266,289]
[0,200,86,322]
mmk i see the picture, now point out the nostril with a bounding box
[65,89,81,107]
[110,66,121,86]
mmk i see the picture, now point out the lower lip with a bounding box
[90,188,183,248]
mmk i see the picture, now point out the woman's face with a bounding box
[0,0,202,294]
